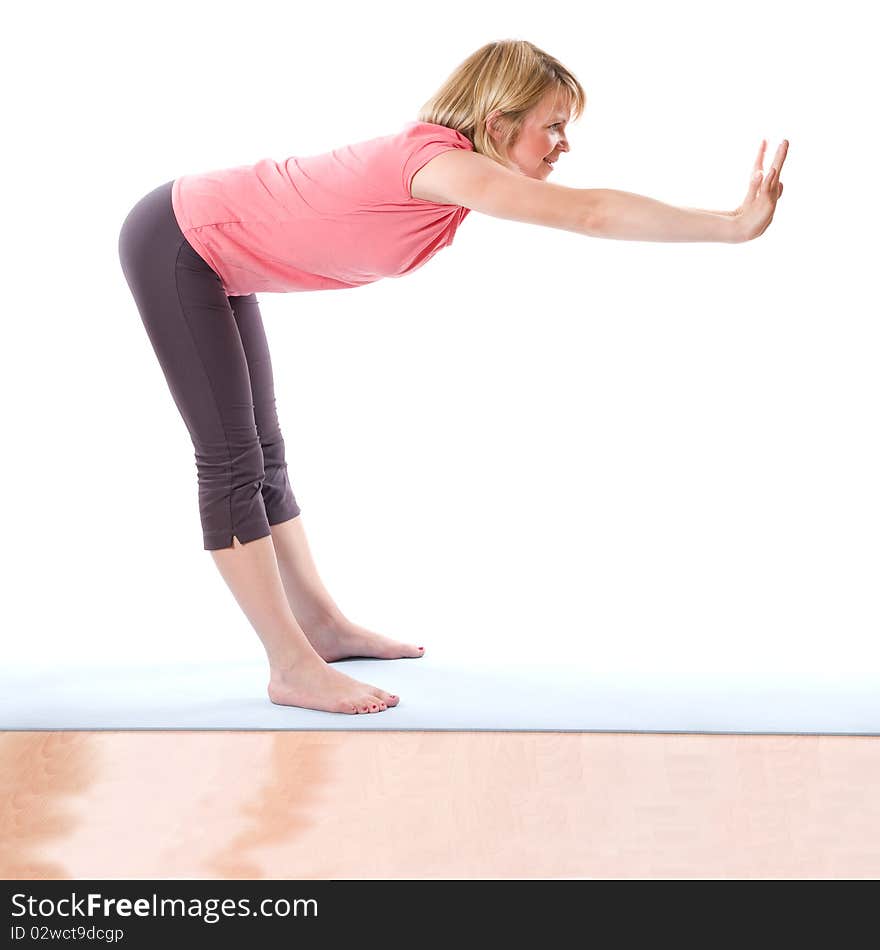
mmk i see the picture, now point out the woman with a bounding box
[117,39,788,716]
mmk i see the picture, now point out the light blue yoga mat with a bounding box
[3,659,879,733]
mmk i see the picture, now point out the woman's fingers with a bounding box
[765,141,789,193]
[739,139,788,239]
[753,139,767,174]
[749,140,788,200]
[748,167,763,202]
[774,139,789,173]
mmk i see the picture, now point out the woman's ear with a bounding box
[485,109,504,143]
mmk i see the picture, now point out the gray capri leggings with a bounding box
[117,180,301,550]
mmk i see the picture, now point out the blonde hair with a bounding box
[417,39,587,166]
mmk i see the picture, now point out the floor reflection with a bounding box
[0,733,97,879]
[2,732,880,879]
[205,733,334,879]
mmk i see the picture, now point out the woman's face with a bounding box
[489,87,572,180]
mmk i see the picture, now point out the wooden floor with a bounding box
[2,732,879,879]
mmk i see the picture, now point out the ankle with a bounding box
[268,641,322,677]
[297,604,346,631]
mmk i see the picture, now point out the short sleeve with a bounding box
[401,122,474,199]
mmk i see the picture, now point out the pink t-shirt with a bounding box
[170,121,474,297]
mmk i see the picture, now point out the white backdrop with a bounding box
[3,0,876,678]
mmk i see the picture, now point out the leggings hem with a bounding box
[202,507,301,551]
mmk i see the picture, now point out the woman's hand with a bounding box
[731,139,789,242]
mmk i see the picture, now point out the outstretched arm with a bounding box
[586,140,788,243]
[584,190,740,243]
[413,139,788,244]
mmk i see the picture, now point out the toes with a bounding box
[338,697,379,715]
[371,689,399,706]
[337,695,393,714]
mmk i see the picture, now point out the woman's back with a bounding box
[171,122,474,297]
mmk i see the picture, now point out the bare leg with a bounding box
[267,516,344,629]
[209,534,399,713]
[269,515,425,662]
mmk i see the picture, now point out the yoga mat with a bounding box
[3,659,879,733]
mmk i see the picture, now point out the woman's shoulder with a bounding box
[402,121,477,203]
[410,148,489,203]
[401,120,474,149]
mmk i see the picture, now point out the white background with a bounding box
[3,0,877,678]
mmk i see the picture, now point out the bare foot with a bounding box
[268,653,400,714]
[300,615,426,663]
